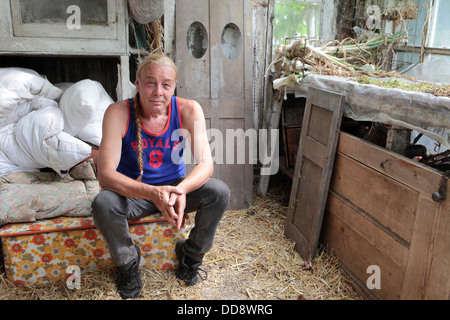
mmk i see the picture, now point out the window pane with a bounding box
[273,0,321,49]
[403,0,428,47]
[19,0,108,25]
[429,0,450,48]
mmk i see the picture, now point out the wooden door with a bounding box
[285,87,345,260]
[176,0,253,210]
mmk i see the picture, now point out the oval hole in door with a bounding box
[221,23,242,59]
[187,21,208,59]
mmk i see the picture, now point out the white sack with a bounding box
[54,82,74,98]
[0,67,62,127]
[59,79,113,146]
[13,107,91,175]
[0,151,35,177]
[79,121,104,146]
[0,124,40,176]
[1,123,37,170]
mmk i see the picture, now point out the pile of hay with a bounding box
[0,186,361,300]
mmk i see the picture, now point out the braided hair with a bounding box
[133,91,145,181]
[133,54,178,182]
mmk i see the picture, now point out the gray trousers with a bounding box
[91,178,230,267]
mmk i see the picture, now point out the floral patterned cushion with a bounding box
[0,159,100,227]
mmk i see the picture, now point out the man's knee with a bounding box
[208,179,231,209]
[91,189,123,220]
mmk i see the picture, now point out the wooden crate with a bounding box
[321,132,450,300]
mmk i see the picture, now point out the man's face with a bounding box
[136,63,177,113]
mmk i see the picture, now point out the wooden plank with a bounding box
[424,200,450,299]
[175,0,210,99]
[243,0,254,208]
[218,118,246,209]
[401,194,439,299]
[330,151,417,244]
[207,99,246,118]
[337,132,444,195]
[210,0,251,209]
[326,192,409,269]
[118,55,131,101]
[401,194,450,300]
[303,135,327,169]
[285,88,344,260]
[210,0,244,100]
[321,200,405,300]
[283,125,302,168]
[258,95,283,196]
[292,158,322,241]
[307,105,332,145]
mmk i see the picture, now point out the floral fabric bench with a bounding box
[0,214,187,286]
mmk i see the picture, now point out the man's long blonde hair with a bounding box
[133,54,178,181]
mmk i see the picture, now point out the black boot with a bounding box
[175,240,206,286]
[116,245,142,299]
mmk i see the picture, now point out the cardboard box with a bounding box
[0,214,187,286]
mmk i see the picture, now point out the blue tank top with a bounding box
[116,97,185,185]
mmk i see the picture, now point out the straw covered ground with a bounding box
[0,183,362,300]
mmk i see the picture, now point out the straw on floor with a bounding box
[0,186,361,300]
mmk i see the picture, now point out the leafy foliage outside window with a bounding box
[272,0,321,50]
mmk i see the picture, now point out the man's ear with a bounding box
[135,76,140,91]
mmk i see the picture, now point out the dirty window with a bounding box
[19,0,108,25]
[400,0,450,49]
[428,0,450,48]
[401,0,428,47]
[395,0,450,73]
[273,0,321,49]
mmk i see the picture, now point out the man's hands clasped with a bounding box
[152,185,186,230]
